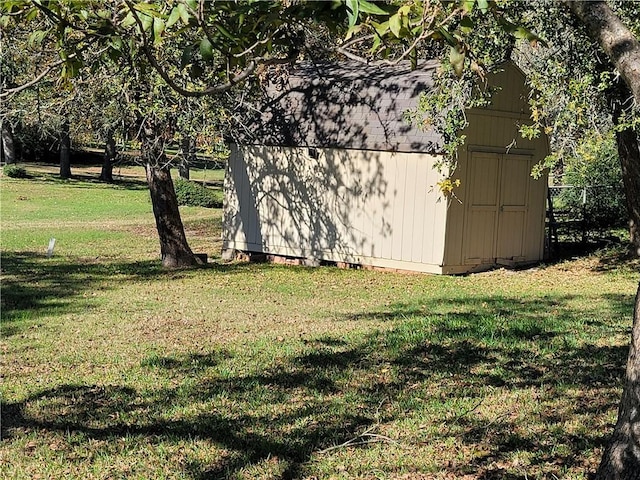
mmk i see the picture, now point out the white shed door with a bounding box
[464,152,531,265]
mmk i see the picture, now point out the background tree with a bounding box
[72,71,133,183]
[0,20,71,168]
[0,120,16,164]
[0,0,346,267]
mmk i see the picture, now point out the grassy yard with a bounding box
[1,164,639,479]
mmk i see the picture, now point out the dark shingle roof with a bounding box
[234,60,444,153]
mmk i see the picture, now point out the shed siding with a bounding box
[223,61,549,274]
[223,146,449,270]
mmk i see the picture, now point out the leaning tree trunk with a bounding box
[59,119,71,179]
[596,283,640,480]
[1,120,16,164]
[141,121,201,268]
[564,2,640,478]
[597,92,640,479]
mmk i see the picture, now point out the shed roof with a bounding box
[235,60,445,153]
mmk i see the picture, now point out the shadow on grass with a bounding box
[24,170,150,191]
[2,287,634,478]
[0,251,258,337]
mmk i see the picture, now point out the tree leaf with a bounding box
[460,16,475,32]
[389,12,402,37]
[134,2,159,16]
[27,29,47,47]
[397,5,411,17]
[25,6,38,21]
[358,0,388,16]
[450,44,465,77]
[462,0,475,13]
[514,25,546,46]
[346,0,359,28]
[166,7,180,28]
[140,13,153,32]
[180,44,193,69]
[62,58,82,78]
[477,0,489,13]
[345,23,365,41]
[122,11,136,28]
[109,36,123,51]
[215,23,235,42]
[199,37,214,61]
[177,3,190,25]
[372,20,389,36]
[438,27,456,47]
[152,17,165,44]
[369,34,382,54]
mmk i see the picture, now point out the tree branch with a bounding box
[565,0,640,105]
[0,59,65,100]
[122,0,297,98]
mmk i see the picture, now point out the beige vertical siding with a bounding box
[223,146,450,272]
[223,61,549,274]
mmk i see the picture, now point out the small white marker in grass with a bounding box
[47,238,56,258]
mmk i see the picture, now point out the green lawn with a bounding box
[1,165,639,479]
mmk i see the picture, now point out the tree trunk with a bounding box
[596,283,640,480]
[59,119,71,179]
[99,128,116,183]
[145,164,202,268]
[1,120,16,164]
[614,111,640,253]
[564,2,640,478]
[179,134,194,180]
[141,121,201,268]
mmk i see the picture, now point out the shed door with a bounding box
[464,152,500,264]
[496,154,530,265]
[463,152,531,265]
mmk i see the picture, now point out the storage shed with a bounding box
[222,60,549,274]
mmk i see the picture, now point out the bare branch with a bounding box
[334,47,371,64]
[316,425,400,454]
[0,59,65,100]
[234,26,286,58]
[339,33,376,50]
